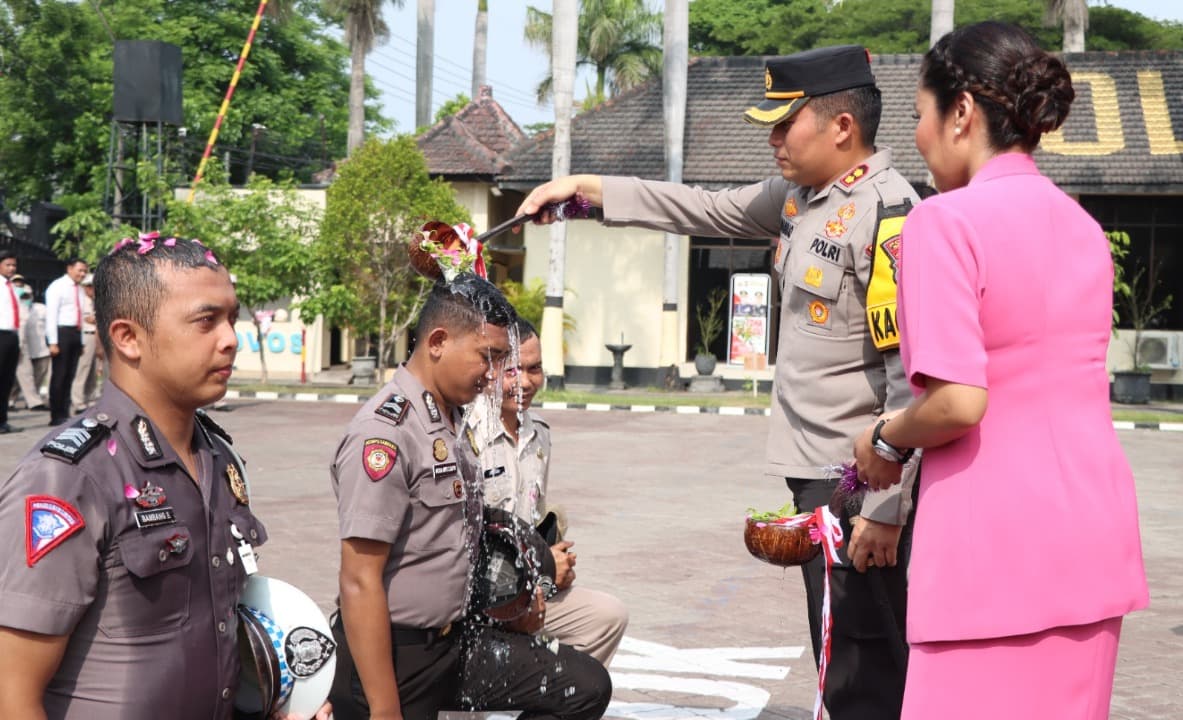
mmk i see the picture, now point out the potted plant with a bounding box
[1110,231,1173,404]
[694,287,728,376]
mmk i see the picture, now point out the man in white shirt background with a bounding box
[44,258,88,426]
[0,250,21,433]
[9,274,49,412]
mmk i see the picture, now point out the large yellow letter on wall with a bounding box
[1041,72,1125,156]
[1137,70,1183,155]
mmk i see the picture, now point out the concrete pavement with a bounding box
[0,401,1179,718]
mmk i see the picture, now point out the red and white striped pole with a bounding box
[187,0,269,203]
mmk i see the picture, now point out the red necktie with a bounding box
[75,284,82,328]
[6,282,17,330]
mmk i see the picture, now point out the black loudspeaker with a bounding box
[113,40,183,126]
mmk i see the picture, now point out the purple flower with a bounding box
[164,237,177,247]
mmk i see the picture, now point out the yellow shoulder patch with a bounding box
[865,203,910,351]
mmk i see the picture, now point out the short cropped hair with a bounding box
[809,86,883,147]
[515,317,538,342]
[0,250,16,263]
[94,237,223,355]
[414,273,517,339]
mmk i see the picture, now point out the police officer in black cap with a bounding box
[518,44,920,720]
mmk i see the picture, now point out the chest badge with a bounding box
[453,479,464,499]
[783,196,798,218]
[132,415,163,460]
[837,202,856,221]
[466,427,481,457]
[804,266,824,288]
[363,438,398,481]
[133,481,167,509]
[164,533,189,556]
[809,300,830,325]
[824,219,847,239]
[227,463,249,505]
[432,438,449,462]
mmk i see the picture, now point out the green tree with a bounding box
[524,0,663,106]
[0,0,360,211]
[325,0,403,154]
[299,136,470,376]
[433,94,471,124]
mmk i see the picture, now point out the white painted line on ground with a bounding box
[331,394,360,404]
[255,391,279,400]
[675,405,702,414]
[630,405,657,413]
[586,403,612,412]
[225,390,241,399]
[1112,421,1137,430]
[1160,422,1183,432]
[718,406,746,416]
[294,393,320,402]
[540,401,569,410]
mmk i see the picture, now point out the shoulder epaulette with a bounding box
[196,409,234,445]
[375,394,409,425]
[41,417,109,464]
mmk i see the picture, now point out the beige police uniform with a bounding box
[468,396,628,665]
[329,368,613,720]
[601,148,917,524]
[0,383,266,720]
[330,366,482,629]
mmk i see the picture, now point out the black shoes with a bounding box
[0,423,20,434]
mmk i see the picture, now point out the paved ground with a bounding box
[1,402,1179,718]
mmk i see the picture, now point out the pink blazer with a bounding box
[898,152,1149,643]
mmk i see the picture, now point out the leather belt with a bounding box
[390,622,453,646]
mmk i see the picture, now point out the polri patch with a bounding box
[375,394,409,425]
[433,462,458,480]
[363,438,398,481]
[135,506,177,529]
[26,495,85,567]
[41,418,107,464]
[285,626,336,678]
[432,438,449,462]
[133,416,163,460]
[422,392,442,423]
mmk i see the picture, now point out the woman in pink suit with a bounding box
[853,22,1149,719]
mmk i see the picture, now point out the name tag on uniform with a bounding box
[483,466,506,479]
[135,506,177,529]
[433,462,458,479]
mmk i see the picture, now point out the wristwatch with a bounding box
[871,419,913,464]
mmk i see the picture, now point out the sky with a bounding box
[370,0,1183,136]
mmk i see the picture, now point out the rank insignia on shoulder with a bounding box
[840,164,869,188]
[363,438,398,481]
[433,438,449,462]
[41,418,108,464]
[422,391,442,423]
[375,394,409,425]
[133,416,163,460]
[227,463,249,505]
[25,495,86,567]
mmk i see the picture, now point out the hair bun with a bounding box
[1007,53,1075,145]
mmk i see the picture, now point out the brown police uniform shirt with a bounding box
[467,395,552,526]
[601,149,918,524]
[331,366,483,629]
[0,383,266,720]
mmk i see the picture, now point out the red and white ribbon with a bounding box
[811,505,844,720]
[452,222,487,279]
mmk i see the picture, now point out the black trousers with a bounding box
[786,475,916,720]
[0,330,18,426]
[49,326,82,423]
[329,616,612,720]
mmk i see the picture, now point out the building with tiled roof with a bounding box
[437,54,1183,393]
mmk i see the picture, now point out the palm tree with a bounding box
[327,0,402,155]
[541,0,577,388]
[660,0,687,371]
[524,0,662,106]
[472,0,488,97]
[416,0,435,129]
[930,0,954,47]
[1046,0,1087,52]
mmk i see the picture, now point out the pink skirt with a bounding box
[902,617,1123,720]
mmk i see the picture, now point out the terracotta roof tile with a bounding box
[417,86,528,177]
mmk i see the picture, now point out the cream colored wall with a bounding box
[451,182,492,233]
[523,222,690,369]
[231,309,326,381]
[1107,329,1183,384]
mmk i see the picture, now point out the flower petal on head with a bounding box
[139,231,161,241]
[137,237,156,255]
[204,250,219,265]
[164,237,177,247]
[111,238,134,254]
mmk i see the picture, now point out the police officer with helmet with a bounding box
[0,236,330,719]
